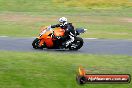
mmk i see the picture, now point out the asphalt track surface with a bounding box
[0,37,132,56]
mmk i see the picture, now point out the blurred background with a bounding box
[0,0,132,38]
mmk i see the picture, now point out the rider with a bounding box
[50,17,76,48]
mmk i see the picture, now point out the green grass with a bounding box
[0,1,132,88]
[0,0,132,39]
[0,51,132,88]
[0,10,132,39]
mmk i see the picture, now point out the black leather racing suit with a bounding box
[51,23,75,47]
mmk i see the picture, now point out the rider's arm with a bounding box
[51,24,60,28]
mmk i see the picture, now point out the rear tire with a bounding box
[69,37,83,50]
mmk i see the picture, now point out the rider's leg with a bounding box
[65,35,75,47]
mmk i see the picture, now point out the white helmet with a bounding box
[59,17,67,23]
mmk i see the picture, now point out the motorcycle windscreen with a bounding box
[54,28,65,37]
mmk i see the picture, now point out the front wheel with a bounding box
[32,38,42,49]
[69,37,84,50]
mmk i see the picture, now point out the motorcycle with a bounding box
[32,25,87,50]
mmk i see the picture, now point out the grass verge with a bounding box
[0,51,132,88]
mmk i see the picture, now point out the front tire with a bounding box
[32,38,41,49]
[69,37,83,50]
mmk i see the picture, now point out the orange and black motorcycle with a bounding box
[32,25,87,50]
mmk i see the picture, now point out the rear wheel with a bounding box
[69,37,83,50]
[32,38,42,49]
